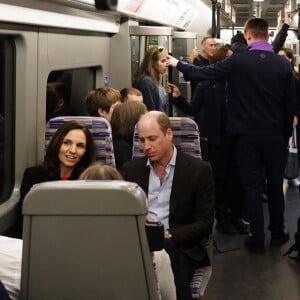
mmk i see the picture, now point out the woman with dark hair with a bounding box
[21,120,96,197]
[17,120,96,236]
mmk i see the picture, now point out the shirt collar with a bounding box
[147,145,177,168]
[199,55,209,64]
[247,41,273,52]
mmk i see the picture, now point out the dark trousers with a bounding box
[164,238,201,300]
[208,135,243,222]
[0,280,10,300]
[297,124,300,167]
[236,134,288,244]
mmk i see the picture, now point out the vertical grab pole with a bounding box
[211,0,217,38]
[168,35,173,117]
[216,2,221,39]
[298,5,300,40]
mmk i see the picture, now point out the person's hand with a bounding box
[164,230,172,239]
[166,82,181,98]
[167,54,179,67]
[188,47,199,63]
[277,11,294,30]
[147,215,155,222]
[284,11,295,26]
[293,115,298,127]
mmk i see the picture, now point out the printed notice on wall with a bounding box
[117,0,198,30]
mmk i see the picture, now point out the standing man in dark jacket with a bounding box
[185,36,216,159]
[187,36,216,96]
[168,18,296,254]
[230,11,294,54]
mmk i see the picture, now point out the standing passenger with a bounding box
[168,18,296,254]
[122,111,215,300]
[167,45,249,235]
[230,11,294,54]
[85,87,121,122]
[272,11,295,53]
[186,37,217,155]
[230,32,248,52]
[187,36,216,96]
[278,47,300,187]
[136,46,169,112]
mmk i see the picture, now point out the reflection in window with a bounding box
[0,38,15,203]
[46,68,97,121]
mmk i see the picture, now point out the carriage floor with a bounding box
[203,181,300,300]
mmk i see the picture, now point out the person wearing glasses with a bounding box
[136,46,169,112]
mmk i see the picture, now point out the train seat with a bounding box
[0,235,22,300]
[20,180,160,300]
[45,116,116,168]
[133,116,212,299]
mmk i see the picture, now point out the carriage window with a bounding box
[46,68,97,121]
[0,38,15,203]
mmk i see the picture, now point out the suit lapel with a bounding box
[135,157,150,196]
[169,152,185,218]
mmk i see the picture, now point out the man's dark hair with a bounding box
[231,32,247,52]
[244,18,269,40]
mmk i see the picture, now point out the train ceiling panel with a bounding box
[231,0,290,27]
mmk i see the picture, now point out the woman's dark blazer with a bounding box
[20,166,79,202]
[20,166,60,202]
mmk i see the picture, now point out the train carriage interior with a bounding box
[0,0,300,299]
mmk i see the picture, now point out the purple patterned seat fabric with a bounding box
[45,116,115,168]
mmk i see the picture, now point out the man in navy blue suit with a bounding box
[122,111,215,300]
[168,18,295,254]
